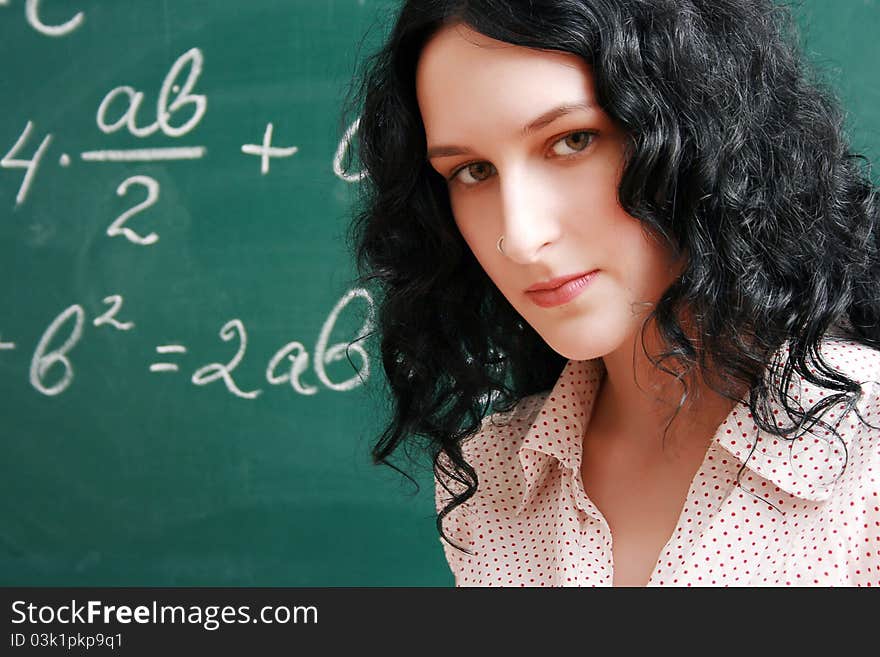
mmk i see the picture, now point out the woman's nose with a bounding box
[498,168,561,264]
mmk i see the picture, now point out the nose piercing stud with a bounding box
[497,235,505,254]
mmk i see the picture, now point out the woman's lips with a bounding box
[525,270,599,307]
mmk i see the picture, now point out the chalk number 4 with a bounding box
[2,121,52,206]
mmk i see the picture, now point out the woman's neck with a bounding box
[590,325,740,459]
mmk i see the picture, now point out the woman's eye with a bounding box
[450,161,496,185]
[448,131,595,187]
[549,130,595,156]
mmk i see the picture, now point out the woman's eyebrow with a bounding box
[425,101,593,160]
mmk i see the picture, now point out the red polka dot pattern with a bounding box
[435,337,880,586]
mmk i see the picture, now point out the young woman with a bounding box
[346,0,880,586]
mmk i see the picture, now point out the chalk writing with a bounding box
[5,16,378,407]
[265,288,374,395]
[13,289,374,398]
[96,48,207,139]
[191,319,262,399]
[266,341,317,395]
[108,175,160,245]
[333,118,366,183]
[2,121,52,205]
[25,0,84,37]
[150,345,187,373]
[93,295,135,331]
[30,304,84,396]
[81,147,205,163]
[313,287,373,391]
[241,123,299,175]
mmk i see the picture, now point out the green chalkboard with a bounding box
[0,0,877,586]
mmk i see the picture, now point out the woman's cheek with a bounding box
[453,201,497,258]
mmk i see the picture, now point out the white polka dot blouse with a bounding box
[435,336,880,586]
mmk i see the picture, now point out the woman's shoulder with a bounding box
[459,390,552,460]
[797,335,880,420]
[807,335,880,482]
[781,335,880,436]
[814,334,880,384]
[434,390,551,518]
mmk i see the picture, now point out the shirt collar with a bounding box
[514,358,603,516]
[514,344,860,515]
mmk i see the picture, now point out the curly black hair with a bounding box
[342,0,880,551]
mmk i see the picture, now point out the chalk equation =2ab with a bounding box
[0,288,375,399]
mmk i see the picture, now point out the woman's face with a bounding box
[416,23,684,361]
